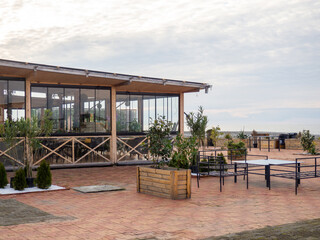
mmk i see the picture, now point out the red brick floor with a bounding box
[1,149,320,240]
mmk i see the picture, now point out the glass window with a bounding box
[117,93,179,134]
[116,94,130,132]
[64,88,80,133]
[31,87,47,122]
[31,85,111,134]
[0,79,25,123]
[96,89,111,132]
[80,89,95,133]
[48,87,64,133]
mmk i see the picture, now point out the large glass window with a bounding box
[0,78,25,123]
[31,85,111,134]
[116,92,179,134]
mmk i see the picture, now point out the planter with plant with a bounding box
[137,117,191,200]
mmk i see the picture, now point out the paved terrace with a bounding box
[1,149,320,240]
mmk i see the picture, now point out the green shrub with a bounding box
[169,134,198,169]
[145,116,173,168]
[36,161,52,189]
[0,162,8,188]
[13,168,27,190]
[227,140,246,159]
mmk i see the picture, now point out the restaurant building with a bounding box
[0,59,210,167]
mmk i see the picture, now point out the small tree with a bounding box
[185,106,208,148]
[300,130,316,154]
[17,110,53,178]
[210,125,223,147]
[0,162,8,188]
[36,161,52,189]
[145,116,173,168]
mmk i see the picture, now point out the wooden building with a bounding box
[0,59,210,167]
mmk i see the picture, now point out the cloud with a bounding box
[0,0,319,133]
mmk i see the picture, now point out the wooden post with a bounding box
[110,87,117,163]
[179,92,184,136]
[186,169,191,198]
[25,78,31,119]
[136,167,140,192]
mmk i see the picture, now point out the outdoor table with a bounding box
[234,159,300,188]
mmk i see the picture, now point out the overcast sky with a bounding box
[1,0,319,134]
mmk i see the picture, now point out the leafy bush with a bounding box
[227,140,246,159]
[225,133,232,140]
[0,162,8,188]
[169,134,198,169]
[145,116,173,168]
[36,161,52,189]
[300,130,316,154]
[211,153,228,172]
[13,168,27,190]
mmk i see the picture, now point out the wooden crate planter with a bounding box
[136,166,191,200]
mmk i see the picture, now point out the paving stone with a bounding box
[72,185,124,193]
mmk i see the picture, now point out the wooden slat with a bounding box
[139,176,171,185]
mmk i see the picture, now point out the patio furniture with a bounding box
[268,157,320,194]
[234,159,306,194]
[196,153,249,192]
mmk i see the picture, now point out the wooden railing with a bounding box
[0,135,111,167]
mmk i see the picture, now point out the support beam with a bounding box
[179,92,184,136]
[25,78,31,119]
[110,87,117,163]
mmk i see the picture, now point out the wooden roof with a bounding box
[0,59,211,94]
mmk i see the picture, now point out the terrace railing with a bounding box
[0,135,112,168]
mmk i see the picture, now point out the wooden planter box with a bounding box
[136,166,191,200]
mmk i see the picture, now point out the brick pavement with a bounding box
[1,149,320,240]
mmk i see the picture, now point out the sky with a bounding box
[1,0,319,134]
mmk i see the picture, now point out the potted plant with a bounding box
[137,116,191,200]
[227,140,247,160]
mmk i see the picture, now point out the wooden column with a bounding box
[179,92,184,136]
[25,78,31,119]
[110,87,117,163]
